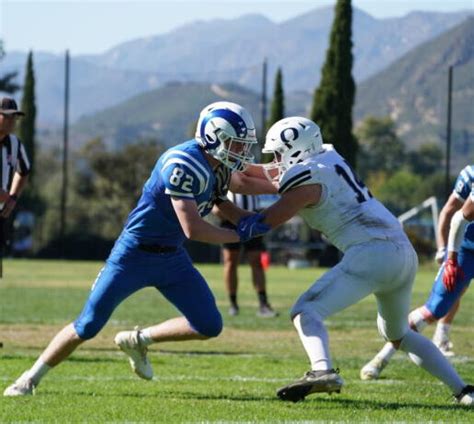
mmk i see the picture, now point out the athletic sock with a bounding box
[399,329,465,394]
[26,358,51,386]
[229,294,238,307]
[433,322,451,344]
[375,342,397,363]
[293,312,332,371]
[138,328,154,346]
[257,290,268,307]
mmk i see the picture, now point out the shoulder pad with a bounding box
[278,163,313,194]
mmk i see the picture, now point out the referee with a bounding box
[217,191,278,317]
[0,97,31,273]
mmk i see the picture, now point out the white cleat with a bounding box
[3,372,35,396]
[454,385,474,406]
[360,357,388,380]
[114,327,153,380]
[434,339,455,357]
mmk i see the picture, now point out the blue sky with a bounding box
[1,0,473,54]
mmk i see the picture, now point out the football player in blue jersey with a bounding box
[4,101,275,396]
[238,118,473,405]
[361,165,474,378]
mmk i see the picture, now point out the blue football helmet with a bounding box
[195,101,257,172]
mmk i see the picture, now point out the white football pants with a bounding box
[291,238,418,341]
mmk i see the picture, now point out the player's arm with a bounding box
[436,194,464,261]
[230,169,278,195]
[172,197,239,244]
[212,199,253,225]
[261,184,321,229]
[443,195,473,291]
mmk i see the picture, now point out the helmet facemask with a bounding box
[196,101,257,173]
[211,125,256,172]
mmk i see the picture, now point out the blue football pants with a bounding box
[74,234,222,339]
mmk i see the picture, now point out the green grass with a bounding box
[0,259,473,422]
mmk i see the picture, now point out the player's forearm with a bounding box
[185,219,239,244]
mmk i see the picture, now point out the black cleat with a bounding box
[277,369,344,402]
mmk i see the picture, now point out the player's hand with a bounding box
[237,213,271,242]
[442,258,464,292]
[434,247,446,264]
[1,195,17,218]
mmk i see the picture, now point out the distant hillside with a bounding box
[72,82,261,149]
[70,16,474,168]
[355,17,474,164]
[3,7,471,125]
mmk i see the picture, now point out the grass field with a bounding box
[0,258,473,422]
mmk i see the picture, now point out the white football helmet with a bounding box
[262,117,323,179]
[195,101,257,172]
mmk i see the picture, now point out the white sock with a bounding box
[375,342,396,362]
[138,328,154,346]
[408,308,429,332]
[399,329,465,394]
[433,322,451,344]
[293,312,332,371]
[26,358,51,386]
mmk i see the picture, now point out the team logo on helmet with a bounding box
[280,127,299,146]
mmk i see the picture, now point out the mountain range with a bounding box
[71,16,473,168]
[2,6,472,125]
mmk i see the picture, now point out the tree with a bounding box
[267,67,285,130]
[355,116,406,179]
[0,40,19,93]
[18,51,37,182]
[310,0,357,167]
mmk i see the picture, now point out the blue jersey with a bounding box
[122,139,231,246]
[453,165,474,251]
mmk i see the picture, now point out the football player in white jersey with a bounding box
[238,117,474,406]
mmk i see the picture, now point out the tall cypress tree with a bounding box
[267,67,285,130]
[0,40,19,93]
[18,51,36,181]
[310,0,357,167]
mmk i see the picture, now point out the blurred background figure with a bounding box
[215,191,278,317]
[0,97,30,271]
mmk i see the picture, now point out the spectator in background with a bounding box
[0,97,30,269]
[214,191,278,317]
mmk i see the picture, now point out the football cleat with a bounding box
[360,357,388,380]
[3,371,35,396]
[454,385,474,406]
[434,339,455,357]
[277,369,343,402]
[257,304,279,318]
[228,304,239,316]
[114,327,153,380]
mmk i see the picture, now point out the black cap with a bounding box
[0,97,25,116]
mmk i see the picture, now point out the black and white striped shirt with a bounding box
[1,134,31,192]
[226,191,259,212]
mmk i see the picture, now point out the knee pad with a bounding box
[190,312,223,338]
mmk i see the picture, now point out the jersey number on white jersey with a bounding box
[335,160,372,203]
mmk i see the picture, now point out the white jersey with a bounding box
[278,146,407,252]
